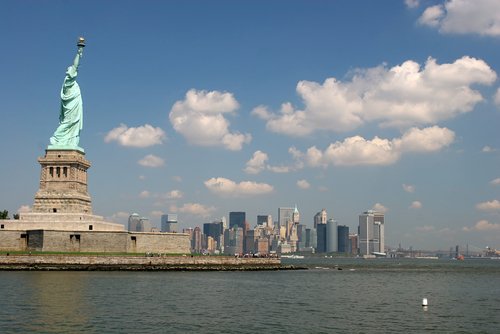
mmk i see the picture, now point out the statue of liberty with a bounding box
[49,37,86,152]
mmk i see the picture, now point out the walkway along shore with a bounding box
[0,254,305,271]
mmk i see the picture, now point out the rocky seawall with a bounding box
[0,255,304,271]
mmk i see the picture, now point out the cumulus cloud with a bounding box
[290,126,454,167]
[166,190,183,200]
[244,150,300,174]
[204,177,273,197]
[105,124,166,147]
[410,201,423,209]
[463,220,500,231]
[244,151,268,174]
[253,57,495,135]
[494,88,500,106]
[490,178,500,186]
[169,89,251,150]
[482,146,496,153]
[170,203,216,218]
[418,0,500,37]
[403,184,415,193]
[297,179,311,189]
[17,205,31,213]
[138,154,165,168]
[476,199,500,211]
[372,203,388,213]
[405,0,420,9]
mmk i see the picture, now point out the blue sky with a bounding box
[1,0,499,250]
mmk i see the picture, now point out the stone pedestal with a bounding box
[32,149,92,214]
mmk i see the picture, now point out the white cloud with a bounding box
[291,126,454,167]
[17,205,31,213]
[170,203,216,218]
[405,0,420,9]
[394,126,455,152]
[138,154,165,168]
[244,150,298,174]
[372,203,388,213]
[253,57,495,135]
[139,190,150,198]
[476,199,500,211]
[297,179,311,189]
[418,5,445,27]
[244,150,268,174]
[463,220,500,231]
[410,201,423,209]
[482,146,496,153]
[494,88,500,106]
[403,184,415,193]
[204,177,273,197]
[169,89,251,150]
[105,124,166,147]
[418,0,500,37]
[490,178,500,186]
[166,190,183,200]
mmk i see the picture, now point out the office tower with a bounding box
[229,212,246,229]
[278,207,294,230]
[316,224,327,253]
[358,210,385,255]
[306,228,317,249]
[128,213,140,231]
[133,217,151,232]
[192,226,202,253]
[161,214,178,233]
[257,215,273,229]
[203,221,224,248]
[297,224,307,250]
[245,229,258,254]
[326,219,338,253]
[349,234,358,255]
[224,226,244,255]
[337,225,350,253]
[314,208,327,228]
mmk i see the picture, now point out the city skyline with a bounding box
[0,0,499,250]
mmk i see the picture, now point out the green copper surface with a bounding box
[49,43,85,152]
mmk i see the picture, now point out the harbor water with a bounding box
[1,258,499,333]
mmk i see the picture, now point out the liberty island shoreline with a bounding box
[0,254,299,271]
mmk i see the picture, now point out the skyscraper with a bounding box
[326,219,338,253]
[161,214,178,233]
[229,212,246,230]
[358,210,385,255]
[316,224,327,253]
[128,213,140,231]
[257,215,273,229]
[278,207,294,230]
[314,209,327,228]
[337,225,350,253]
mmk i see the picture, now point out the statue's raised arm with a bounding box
[49,37,86,152]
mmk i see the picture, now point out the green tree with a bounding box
[13,213,19,220]
[0,210,9,219]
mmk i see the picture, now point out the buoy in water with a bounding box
[422,298,428,307]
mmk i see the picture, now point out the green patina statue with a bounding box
[48,37,86,152]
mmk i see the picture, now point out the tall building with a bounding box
[305,228,317,249]
[204,221,224,249]
[128,213,140,231]
[337,225,350,253]
[326,219,338,253]
[358,211,385,255]
[316,224,327,253]
[314,209,327,228]
[192,226,202,253]
[278,207,294,230]
[161,214,178,233]
[257,215,273,229]
[229,212,246,229]
[224,226,244,255]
